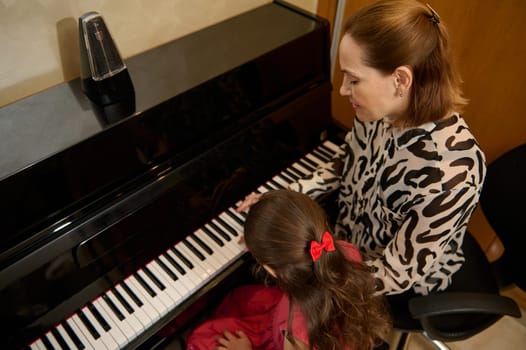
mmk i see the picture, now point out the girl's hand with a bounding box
[236,193,262,213]
[215,330,253,350]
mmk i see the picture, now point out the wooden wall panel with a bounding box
[327,0,526,254]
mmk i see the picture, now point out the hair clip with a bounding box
[310,231,335,262]
[426,3,441,25]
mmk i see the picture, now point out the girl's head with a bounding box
[244,189,334,288]
[339,0,466,127]
[244,190,391,349]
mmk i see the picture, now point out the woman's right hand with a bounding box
[236,192,262,213]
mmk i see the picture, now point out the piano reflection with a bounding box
[0,1,344,349]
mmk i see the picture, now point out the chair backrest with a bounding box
[479,143,526,290]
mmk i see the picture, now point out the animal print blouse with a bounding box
[290,114,486,295]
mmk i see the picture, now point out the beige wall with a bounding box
[0,0,317,107]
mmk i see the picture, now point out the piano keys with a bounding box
[1,1,342,349]
[26,140,342,350]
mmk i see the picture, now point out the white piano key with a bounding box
[290,162,311,176]
[187,236,224,272]
[146,261,183,303]
[271,175,290,188]
[175,242,210,281]
[106,288,144,335]
[55,324,77,350]
[45,331,62,350]
[311,149,331,162]
[219,211,243,234]
[205,221,233,243]
[71,313,106,350]
[157,254,192,297]
[200,224,243,258]
[65,316,93,350]
[321,140,341,153]
[211,217,240,241]
[93,297,129,347]
[180,239,216,277]
[114,283,154,329]
[194,229,233,261]
[305,153,325,167]
[29,339,46,350]
[165,248,201,290]
[133,270,170,316]
[152,257,191,300]
[125,276,162,322]
[199,225,232,250]
[81,306,118,350]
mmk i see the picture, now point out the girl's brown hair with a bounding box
[343,0,467,127]
[244,190,391,350]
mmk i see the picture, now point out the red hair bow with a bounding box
[310,231,335,262]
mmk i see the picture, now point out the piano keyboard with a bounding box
[27,140,341,350]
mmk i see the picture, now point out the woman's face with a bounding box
[338,34,406,123]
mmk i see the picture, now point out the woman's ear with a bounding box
[393,66,413,97]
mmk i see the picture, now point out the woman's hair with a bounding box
[244,190,391,350]
[343,0,467,127]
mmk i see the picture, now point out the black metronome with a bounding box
[79,12,135,127]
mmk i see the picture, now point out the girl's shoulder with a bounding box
[336,240,362,264]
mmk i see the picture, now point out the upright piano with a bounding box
[0,1,343,349]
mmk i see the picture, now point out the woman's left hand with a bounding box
[215,330,253,350]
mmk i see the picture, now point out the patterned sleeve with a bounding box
[288,135,349,199]
[367,184,481,295]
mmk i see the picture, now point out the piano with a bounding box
[0,1,344,349]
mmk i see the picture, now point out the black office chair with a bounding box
[387,144,526,350]
[479,143,526,292]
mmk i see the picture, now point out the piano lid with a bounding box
[0,1,330,276]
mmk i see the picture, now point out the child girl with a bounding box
[185,189,391,350]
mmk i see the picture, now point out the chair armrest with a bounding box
[408,292,521,319]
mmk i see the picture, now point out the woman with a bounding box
[239,0,486,296]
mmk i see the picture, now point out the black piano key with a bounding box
[319,143,337,157]
[263,183,275,191]
[298,159,316,172]
[226,208,245,227]
[51,328,71,350]
[143,265,166,291]
[283,168,300,180]
[157,257,178,281]
[62,321,85,350]
[287,165,305,177]
[302,156,318,168]
[164,251,187,274]
[102,294,125,321]
[313,148,331,162]
[183,240,205,261]
[41,334,56,350]
[112,286,135,313]
[215,217,238,238]
[278,172,294,184]
[78,309,100,340]
[201,225,225,247]
[134,272,157,297]
[87,303,111,332]
[190,233,213,255]
[268,179,285,189]
[171,247,194,269]
[121,281,143,307]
